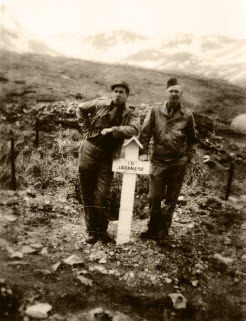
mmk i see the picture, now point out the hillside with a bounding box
[0,50,246,123]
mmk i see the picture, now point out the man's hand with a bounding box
[101,128,113,135]
[139,154,148,161]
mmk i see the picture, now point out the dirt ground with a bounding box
[0,182,245,321]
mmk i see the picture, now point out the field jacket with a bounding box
[139,101,196,162]
[76,97,140,158]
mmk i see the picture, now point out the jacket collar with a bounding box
[110,100,131,118]
[162,100,185,116]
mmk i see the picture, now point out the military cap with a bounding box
[167,78,179,88]
[111,81,130,94]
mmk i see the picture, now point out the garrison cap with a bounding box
[167,78,179,88]
[111,81,130,94]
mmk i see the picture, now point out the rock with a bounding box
[8,261,30,266]
[25,303,52,319]
[178,196,187,205]
[213,253,234,264]
[34,269,52,275]
[231,114,246,133]
[86,308,132,321]
[4,215,17,222]
[30,243,43,249]
[241,254,246,262]
[99,258,107,264]
[10,251,24,259]
[87,307,106,320]
[187,223,195,229]
[241,223,246,230]
[77,269,88,275]
[195,263,204,270]
[89,251,107,262]
[48,313,66,321]
[168,293,187,309]
[63,255,85,267]
[52,262,62,271]
[94,265,107,274]
[77,275,93,286]
[129,272,135,278]
[164,278,172,284]
[113,311,132,321]
[191,280,199,287]
[21,246,37,254]
[40,247,48,255]
[223,237,232,245]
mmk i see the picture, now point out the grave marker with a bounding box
[112,136,150,245]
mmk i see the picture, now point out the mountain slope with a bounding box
[0,50,246,123]
[0,6,59,56]
[1,7,245,86]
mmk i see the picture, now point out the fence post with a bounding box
[225,161,235,200]
[10,135,17,190]
[35,117,39,148]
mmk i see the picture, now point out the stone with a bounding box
[223,237,232,245]
[10,251,24,259]
[99,258,107,264]
[63,255,84,267]
[77,269,88,275]
[113,311,132,321]
[213,253,234,264]
[191,280,199,287]
[86,308,132,321]
[168,293,187,309]
[21,246,37,254]
[4,215,17,222]
[52,262,62,271]
[241,254,246,262]
[40,247,48,255]
[30,243,43,249]
[25,303,52,319]
[34,269,52,275]
[77,275,93,286]
[94,265,107,273]
[241,223,246,230]
[164,278,172,284]
[195,263,204,270]
[8,261,29,266]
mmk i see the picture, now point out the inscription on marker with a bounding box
[112,159,150,175]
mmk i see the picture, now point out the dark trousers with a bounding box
[148,157,188,236]
[78,140,113,234]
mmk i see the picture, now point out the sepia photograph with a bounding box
[0,0,245,320]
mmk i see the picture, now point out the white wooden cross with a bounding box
[112,136,150,245]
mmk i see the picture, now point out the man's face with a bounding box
[112,86,128,105]
[167,86,182,105]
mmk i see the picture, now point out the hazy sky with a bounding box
[1,0,246,39]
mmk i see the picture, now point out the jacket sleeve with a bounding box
[76,100,97,134]
[111,109,140,139]
[139,107,155,155]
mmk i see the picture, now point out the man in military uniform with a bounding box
[139,78,196,245]
[77,81,140,244]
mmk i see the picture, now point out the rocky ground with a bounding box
[0,179,245,320]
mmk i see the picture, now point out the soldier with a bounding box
[139,78,196,245]
[77,81,140,244]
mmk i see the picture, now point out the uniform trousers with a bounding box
[78,140,113,234]
[147,156,188,237]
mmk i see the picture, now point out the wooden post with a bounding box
[112,137,150,245]
[10,135,17,190]
[225,161,235,200]
[35,117,39,148]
